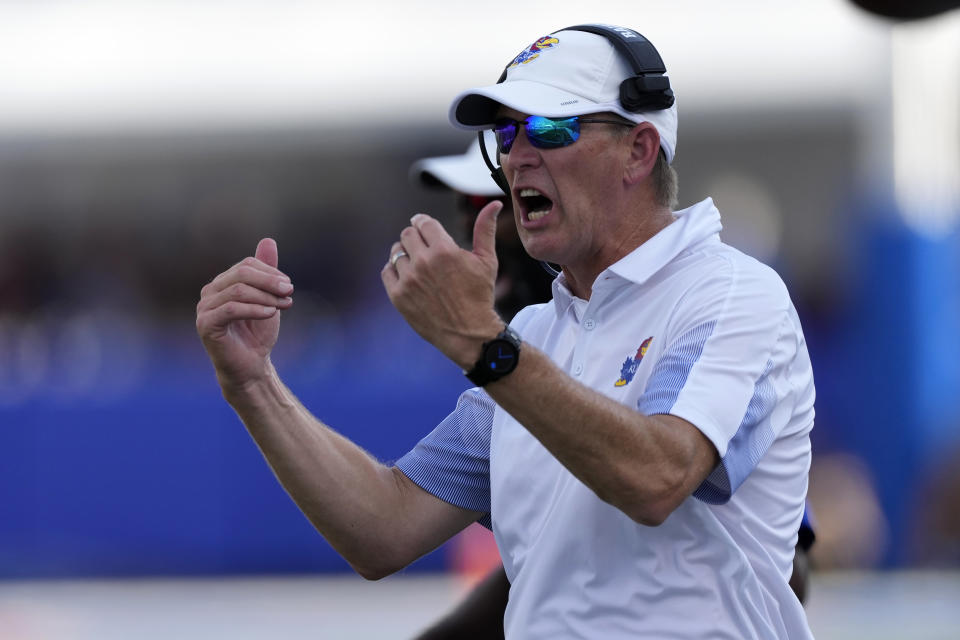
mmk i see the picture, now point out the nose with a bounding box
[501,125,541,174]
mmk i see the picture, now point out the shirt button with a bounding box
[584,319,596,330]
[574,364,583,376]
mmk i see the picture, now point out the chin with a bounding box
[520,240,564,266]
[519,244,549,263]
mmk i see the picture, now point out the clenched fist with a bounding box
[196,238,295,394]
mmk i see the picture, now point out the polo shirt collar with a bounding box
[607,197,722,286]
[551,198,723,316]
[551,277,577,319]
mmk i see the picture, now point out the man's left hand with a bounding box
[382,201,505,370]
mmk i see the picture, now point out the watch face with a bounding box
[483,339,519,375]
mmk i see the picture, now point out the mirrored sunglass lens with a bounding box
[494,120,517,153]
[526,116,579,148]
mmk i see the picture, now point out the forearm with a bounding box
[223,364,450,578]
[482,345,718,525]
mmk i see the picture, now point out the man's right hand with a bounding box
[195,238,295,394]
[195,237,487,581]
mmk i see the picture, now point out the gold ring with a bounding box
[390,250,408,267]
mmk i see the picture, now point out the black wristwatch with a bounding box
[464,325,522,387]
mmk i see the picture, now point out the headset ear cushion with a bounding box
[619,77,675,112]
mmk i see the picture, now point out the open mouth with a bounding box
[518,188,553,221]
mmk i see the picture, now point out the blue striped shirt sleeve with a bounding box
[638,320,717,416]
[637,266,792,505]
[691,360,777,504]
[394,387,494,527]
[638,318,783,504]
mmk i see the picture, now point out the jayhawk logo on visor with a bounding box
[614,337,653,387]
[508,36,559,68]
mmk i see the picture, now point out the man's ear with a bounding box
[623,123,661,186]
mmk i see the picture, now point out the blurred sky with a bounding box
[0,0,894,133]
[5,0,956,234]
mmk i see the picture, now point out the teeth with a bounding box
[519,187,549,221]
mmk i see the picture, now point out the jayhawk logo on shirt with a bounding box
[508,36,560,68]
[614,337,653,387]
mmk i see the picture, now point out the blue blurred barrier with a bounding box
[3,209,959,577]
[0,302,469,578]
[817,204,960,566]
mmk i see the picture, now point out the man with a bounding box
[410,134,817,640]
[196,25,814,639]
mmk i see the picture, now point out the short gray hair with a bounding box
[652,150,679,210]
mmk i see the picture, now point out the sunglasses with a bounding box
[492,115,634,154]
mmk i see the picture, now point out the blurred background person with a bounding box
[409,132,552,640]
[410,131,554,321]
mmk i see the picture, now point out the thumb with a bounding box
[472,200,503,260]
[255,237,279,269]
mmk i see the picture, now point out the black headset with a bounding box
[479,24,675,197]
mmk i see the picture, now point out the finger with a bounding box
[387,242,413,276]
[199,281,293,314]
[227,255,288,279]
[381,244,404,300]
[410,214,456,249]
[201,301,279,330]
[381,260,399,290]
[207,264,294,298]
[471,200,503,260]
[399,225,427,258]
[256,237,279,269]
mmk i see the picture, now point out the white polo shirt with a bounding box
[397,198,815,639]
